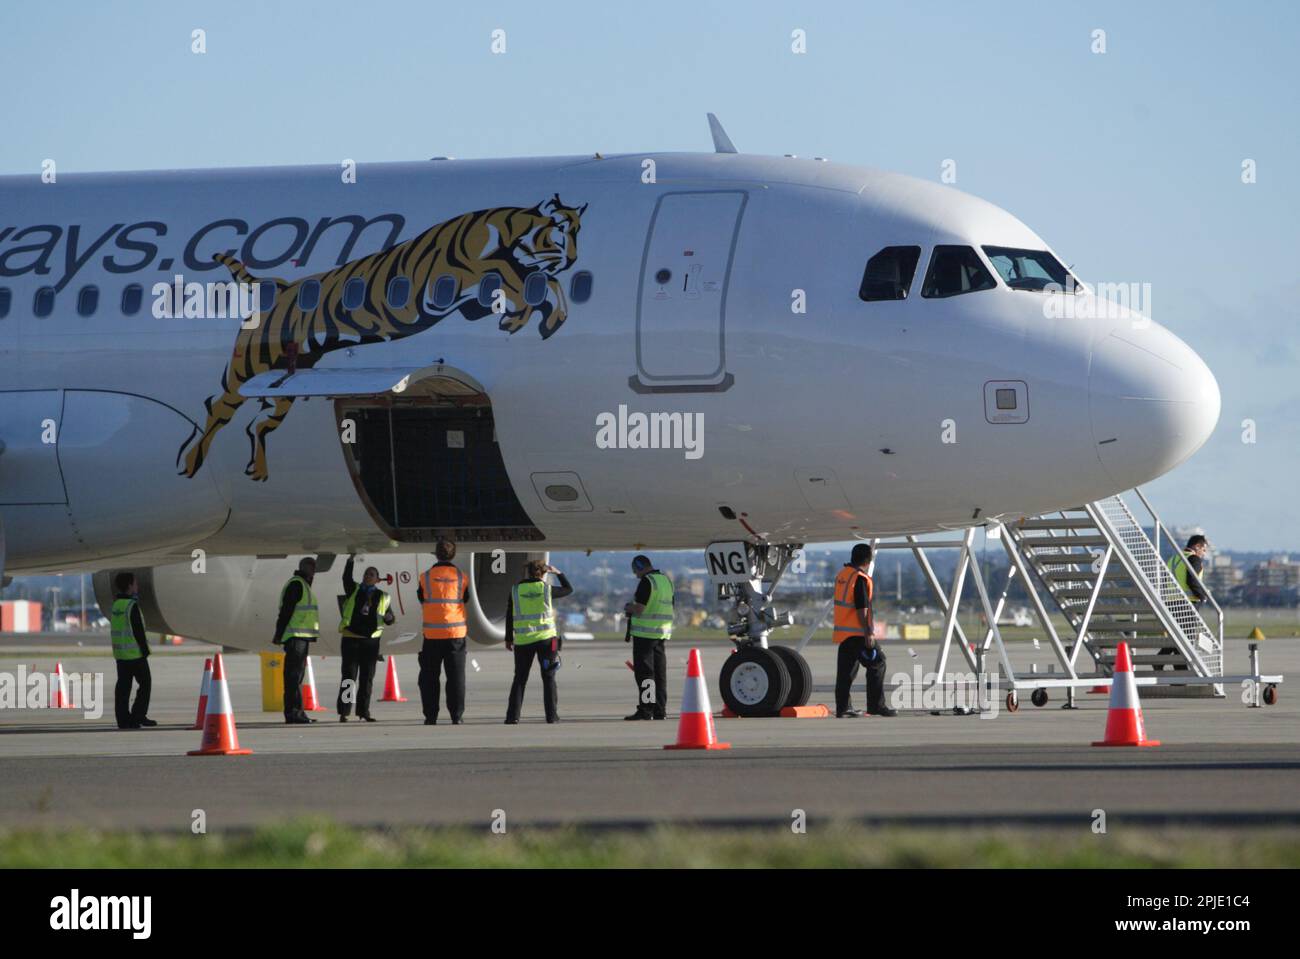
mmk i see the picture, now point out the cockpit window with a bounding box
[981,246,1074,292]
[859,246,921,302]
[921,245,996,298]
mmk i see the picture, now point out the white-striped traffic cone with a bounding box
[665,648,730,750]
[1092,642,1160,747]
[191,657,213,730]
[188,653,252,755]
[302,655,326,711]
[51,661,75,709]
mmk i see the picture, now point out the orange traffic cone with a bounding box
[51,661,75,709]
[380,655,408,702]
[665,648,730,750]
[191,658,213,730]
[301,655,326,711]
[1092,642,1160,747]
[188,653,252,756]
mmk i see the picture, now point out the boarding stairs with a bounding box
[1004,491,1224,697]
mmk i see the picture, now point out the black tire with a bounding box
[1031,688,1049,708]
[1006,692,1019,713]
[1263,684,1278,706]
[769,645,813,708]
[719,647,791,717]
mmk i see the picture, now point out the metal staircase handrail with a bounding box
[1130,486,1225,648]
[1088,496,1221,679]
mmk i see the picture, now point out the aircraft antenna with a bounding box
[707,113,738,154]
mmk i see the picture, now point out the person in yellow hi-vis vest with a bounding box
[624,555,673,721]
[110,571,156,729]
[337,555,396,722]
[1159,534,1210,671]
[504,560,573,724]
[273,556,319,724]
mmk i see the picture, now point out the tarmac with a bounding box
[0,635,1296,831]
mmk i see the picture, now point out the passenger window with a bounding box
[921,246,996,299]
[258,280,278,313]
[121,284,143,315]
[429,274,457,310]
[297,280,321,312]
[569,270,593,303]
[0,287,11,319]
[859,246,921,301]
[477,273,502,307]
[77,286,99,317]
[387,276,411,309]
[523,272,548,306]
[34,287,55,318]
[343,277,367,311]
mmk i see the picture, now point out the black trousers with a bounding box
[835,636,887,714]
[630,636,668,718]
[506,641,559,723]
[114,658,151,728]
[419,638,466,722]
[282,638,311,720]
[338,636,381,717]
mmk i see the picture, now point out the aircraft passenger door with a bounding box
[632,191,744,393]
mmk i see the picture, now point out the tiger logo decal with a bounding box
[178,195,586,481]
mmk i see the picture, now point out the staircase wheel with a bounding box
[1263,684,1278,706]
[1006,692,1019,713]
[1031,688,1049,708]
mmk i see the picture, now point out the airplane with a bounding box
[0,116,1219,713]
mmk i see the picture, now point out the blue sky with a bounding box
[2,0,1297,548]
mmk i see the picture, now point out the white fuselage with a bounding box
[0,152,1219,579]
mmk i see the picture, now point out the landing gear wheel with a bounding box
[768,646,812,708]
[1263,684,1278,706]
[1031,688,1049,708]
[1006,691,1019,713]
[720,646,792,717]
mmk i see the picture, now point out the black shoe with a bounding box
[504,719,518,725]
[451,719,462,725]
[424,719,437,725]
[868,706,898,717]
[118,723,140,730]
[625,712,652,721]
[136,718,158,727]
[547,717,560,724]
[339,715,349,723]
[652,714,667,720]
[359,715,376,723]
[836,709,863,718]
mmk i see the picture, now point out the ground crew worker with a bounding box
[110,572,156,729]
[273,557,319,724]
[336,555,395,723]
[1159,534,1210,670]
[505,561,573,724]
[417,539,469,725]
[833,544,896,718]
[624,555,673,721]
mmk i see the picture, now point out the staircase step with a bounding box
[1056,586,1143,598]
[1015,518,1099,530]
[1040,568,1128,581]
[1089,637,1177,649]
[1020,535,1111,548]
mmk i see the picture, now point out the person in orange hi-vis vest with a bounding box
[417,539,470,724]
[832,543,896,718]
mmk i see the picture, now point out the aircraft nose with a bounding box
[1089,323,1220,489]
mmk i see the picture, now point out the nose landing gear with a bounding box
[710,541,812,717]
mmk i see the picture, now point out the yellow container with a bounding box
[902,624,932,641]
[259,650,285,712]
